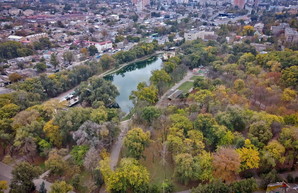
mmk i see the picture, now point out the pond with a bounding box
[104,56,163,113]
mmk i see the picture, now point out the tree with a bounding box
[264,140,285,166]
[63,51,74,65]
[76,77,119,107]
[43,120,62,147]
[8,73,22,82]
[212,147,240,183]
[50,53,59,69]
[281,88,297,102]
[174,153,198,185]
[50,181,73,193]
[229,178,257,193]
[236,139,260,171]
[215,106,247,132]
[100,54,116,70]
[45,151,68,176]
[102,158,150,192]
[70,145,89,165]
[242,25,255,36]
[248,121,272,147]
[39,181,47,193]
[9,162,40,193]
[192,181,230,193]
[130,83,158,105]
[88,45,98,56]
[193,151,214,182]
[150,69,171,85]
[0,181,8,193]
[140,106,161,125]
[83,147,101,171]
[124,128,150,159]
[281,66,298,89]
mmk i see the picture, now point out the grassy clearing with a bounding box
[178,81,193,93]
[190,76,200,80]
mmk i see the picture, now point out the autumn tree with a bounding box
[50,181,73,193]
[212,147,241,183]
[130,82,158,105]
[281,66,298,89]
[8,73,23,82]
[242,25,255,36]
[236,139,260,171]
[43,120,62,147]
[100,54,116,70]
[0,181,8,193]
[124,128,150,159]
[103,158,150,192]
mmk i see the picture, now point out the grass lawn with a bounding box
[190,76,201,80]
[178,81,193,93]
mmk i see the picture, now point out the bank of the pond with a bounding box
[104,56,163,113]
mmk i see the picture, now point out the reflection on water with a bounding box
[104,56,162,113]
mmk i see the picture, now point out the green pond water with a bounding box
[104,56,163,113]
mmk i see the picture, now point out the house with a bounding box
[285,27,298,43]
[271,23,290,36]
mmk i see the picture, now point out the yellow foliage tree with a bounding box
[236,139,260,171]
[43,120,62,147]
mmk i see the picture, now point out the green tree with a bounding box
[88,45,98,56]
[50,181,73,193]
[76,77,119,107]
[34,62,47,73]
[192,180,230,193]
[70,145,90,165]
[248,121,273,147]
[63,51,74,65]
[50,53,59,69]
[140,106,161,125]
[174,153,198,185]
[124,128,150,159]
[9,162,40,193]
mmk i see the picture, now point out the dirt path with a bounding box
[110,119,131,169]
[99,119,131,193]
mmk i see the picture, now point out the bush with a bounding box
[286,174,294,183]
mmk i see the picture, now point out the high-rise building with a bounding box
[233,0,246,9]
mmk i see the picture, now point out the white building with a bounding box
[184,30,215,41]
[84,41,113,52]
[8,35,24,42]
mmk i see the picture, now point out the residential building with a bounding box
[233,0,246,9]
[285,27,298,43]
